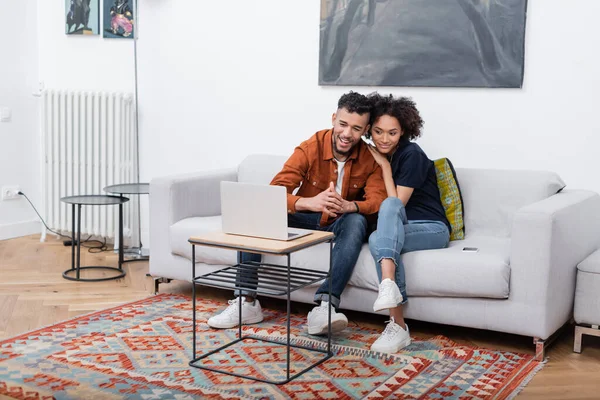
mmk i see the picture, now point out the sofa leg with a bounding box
[533,337,546,362]
[574,325,600,354]
[574,326,583,353]
[533,321,571,361]
[146,274,171,294]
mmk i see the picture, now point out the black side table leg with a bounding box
[76,204,82,280]
[118,203,124,269]
[71,205,75,271]
[328,239,333,354]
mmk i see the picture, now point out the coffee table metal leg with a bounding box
[238,252,243,340]
[328,239,332,354]
[286,253,291,382]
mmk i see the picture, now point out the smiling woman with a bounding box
[365,92,451,354]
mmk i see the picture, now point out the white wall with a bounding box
[37,0,135,92]
[33,0,139,243]
[138,0,600,197]
[0,0,41,240]
[0,0,137,241]
[13,0,598,243]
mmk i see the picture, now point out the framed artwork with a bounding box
[319,0,528,88]
[65,0,100,35]
[103,0,136,39]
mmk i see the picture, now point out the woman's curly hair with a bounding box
[368,93,424,141]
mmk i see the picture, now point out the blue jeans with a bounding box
[236,212,368,309]
[368,197,449,304]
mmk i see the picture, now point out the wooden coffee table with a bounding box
[188,230,334,384]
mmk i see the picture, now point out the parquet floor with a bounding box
[1,234,599,398]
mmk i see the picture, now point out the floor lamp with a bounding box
[131,0,145,256]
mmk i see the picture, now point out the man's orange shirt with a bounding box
[270,129,387,226]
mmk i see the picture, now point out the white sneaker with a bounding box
[373,278,403,312]
[370,317,411,353]
[307,301,348,335]
[207,297,264,329]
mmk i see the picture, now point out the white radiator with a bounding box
[41,89,138,244]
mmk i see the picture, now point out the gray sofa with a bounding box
[150,154,600,360]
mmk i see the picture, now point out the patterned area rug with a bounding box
[0,294,543,399]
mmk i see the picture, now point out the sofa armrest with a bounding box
[149,168,237,275]
[510,189,600,335]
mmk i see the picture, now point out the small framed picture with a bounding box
[65,0,100,35]
[103,0,136,39]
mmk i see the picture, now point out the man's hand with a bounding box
[329,182,357,214]
[295,182,342,217]
[295,182,358,216]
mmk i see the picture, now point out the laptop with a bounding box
[220,181,312,241]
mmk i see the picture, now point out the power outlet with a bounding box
[1,186,20,201]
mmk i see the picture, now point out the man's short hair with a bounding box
[337,91,371,115]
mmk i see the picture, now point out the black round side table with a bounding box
[104,183,150,262]
[60,195,130,281]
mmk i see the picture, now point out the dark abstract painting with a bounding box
[65,0,99,35]
[319,0,528,88]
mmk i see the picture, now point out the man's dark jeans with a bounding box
[235,212,368,308]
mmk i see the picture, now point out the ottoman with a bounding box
[574,249,600,353]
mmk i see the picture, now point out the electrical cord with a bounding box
[19,191,109,253]
[84,237,112,253]
[19,191,71,239]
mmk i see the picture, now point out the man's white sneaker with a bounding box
[373,278,403,312]
[307,301,348,335]
[206,297,264,329]
[370,317,411,354]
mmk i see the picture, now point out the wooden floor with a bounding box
[1,234,599,398]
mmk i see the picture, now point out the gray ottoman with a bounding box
[574,249,600,353]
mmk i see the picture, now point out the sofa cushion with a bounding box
[350,234,510,299]
[171,216,238,265]
[455,168,565,237]
[434,158,465,241]
[172,216,510,300]
[577,248,600,274]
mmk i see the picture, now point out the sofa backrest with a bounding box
[238,155,566,238]
[455,168,565,237]
[238,154,287,185]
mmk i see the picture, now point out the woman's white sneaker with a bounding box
[373,278,403,312]
[207,297,264,329]
[370,317,411,354]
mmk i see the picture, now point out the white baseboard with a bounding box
[0,220,41,241]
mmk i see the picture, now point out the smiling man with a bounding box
[207,91,387,335]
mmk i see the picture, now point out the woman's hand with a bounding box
[367,145,390,168]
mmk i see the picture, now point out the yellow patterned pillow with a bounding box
[434,158,465,241]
